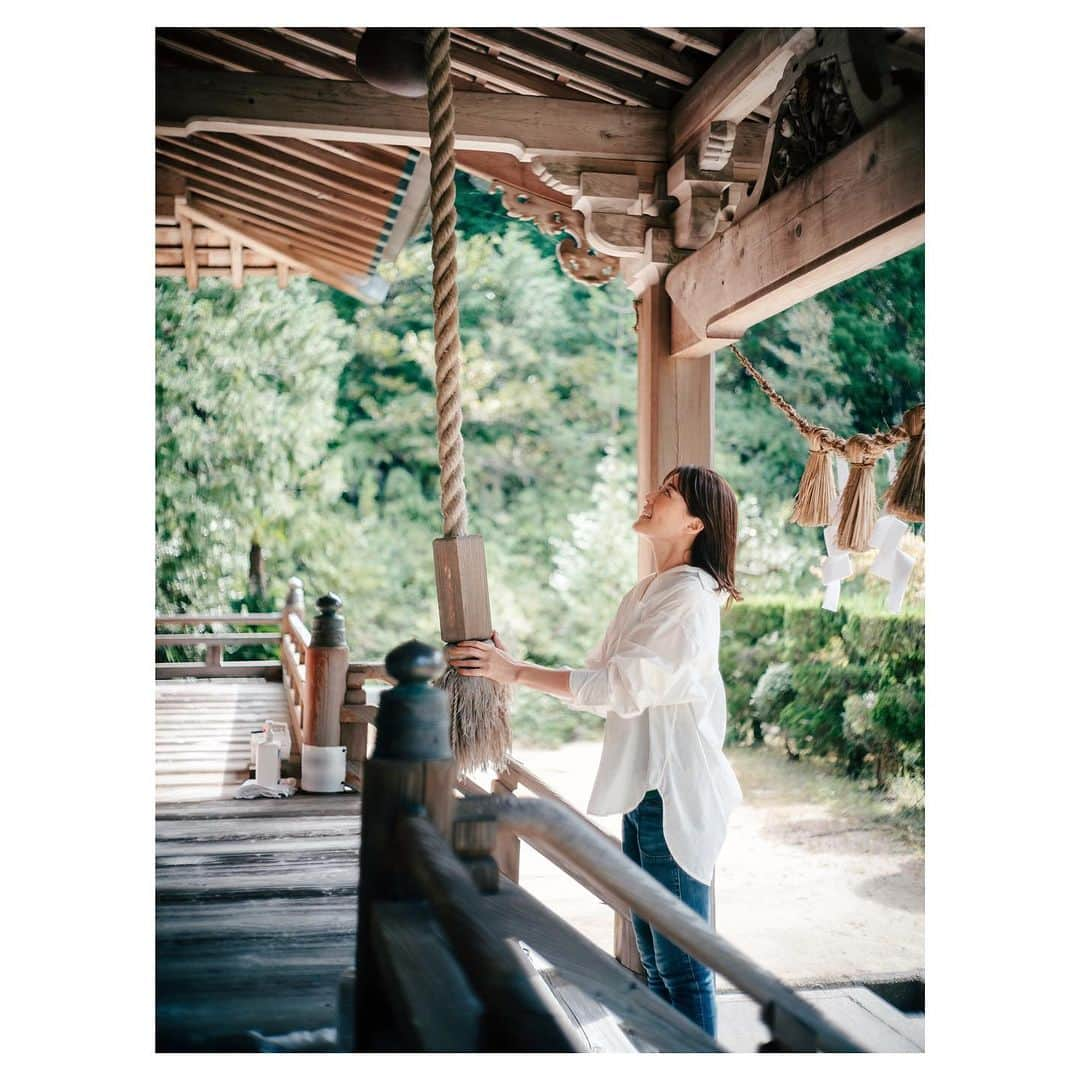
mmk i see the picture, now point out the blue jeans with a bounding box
[622,789,717,1038]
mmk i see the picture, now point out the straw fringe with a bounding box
[728,344,923,539]
[884,404,924,522]
[790,426,838,526]
[836,435,885,552]
[437,666,513,774]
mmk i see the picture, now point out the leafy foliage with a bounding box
[155,171,924,749]
[723,601,925,784]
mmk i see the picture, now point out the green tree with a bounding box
[155,276,352,611]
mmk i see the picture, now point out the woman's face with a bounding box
[632,474,702,541]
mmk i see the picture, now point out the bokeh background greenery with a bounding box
[156,174,924,784]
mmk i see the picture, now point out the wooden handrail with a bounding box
[487,796,866,1053]
[155,612,279,626]
[156,605,286,680]
[397,813,582,1052]
[347,660,394,686]
[287,610,311,652]
[155,631,280,647]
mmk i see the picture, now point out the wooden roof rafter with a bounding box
[155,26,924,322]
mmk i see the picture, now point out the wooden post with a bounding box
[205,642,223,674]
[432,534,492,644]
[302,594,348,748]
[354,640,457,1051]
[490,771,521,883]
[281,575,304,635]
[635,281,716,578]
[280,576,305,752]
[614,911,645,976]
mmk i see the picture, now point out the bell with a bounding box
[354,28,429,99]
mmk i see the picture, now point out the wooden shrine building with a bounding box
[155,27,925,1053]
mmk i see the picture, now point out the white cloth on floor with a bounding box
[234,777,298,799]
[564,564,742,884]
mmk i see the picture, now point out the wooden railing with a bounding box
[155,585,686,984]
[154,613,282,679]
[353,640,869,1053]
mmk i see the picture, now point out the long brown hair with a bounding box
[665,465,743,607]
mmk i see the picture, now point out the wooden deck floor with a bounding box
[156,679,289,802]
[154,681,921,1052]
[156,793,362,1050]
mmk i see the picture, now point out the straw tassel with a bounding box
[436,665,513,773]
[791,426,839,526]
[836,434,883,552]
[884,404,924,522]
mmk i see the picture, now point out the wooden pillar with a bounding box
[280,576,305,743]
[635,282,716,579]
[490,772,521,883]
[302,594,349,748]
[281,575,304,635]
[354,640,457,1051]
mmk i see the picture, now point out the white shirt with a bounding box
[565,564,742,884]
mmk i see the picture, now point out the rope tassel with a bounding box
[791,426,839,527]
[836,435,884,552]
[884,404,925,522]
[438,667,513,773]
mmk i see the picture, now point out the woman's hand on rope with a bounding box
[445,630,518,685]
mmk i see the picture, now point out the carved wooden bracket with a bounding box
[620,227,688,297]
[738,28,919,220]
[666,151,748,250]
[498,186,620,287]
[698,120,739,171]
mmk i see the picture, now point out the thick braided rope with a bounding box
[425,28,468,538]
[729,344,911,453]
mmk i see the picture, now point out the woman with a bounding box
[446,464,743,1038]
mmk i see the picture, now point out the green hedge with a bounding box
[721,601,924,784]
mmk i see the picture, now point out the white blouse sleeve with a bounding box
[558,638,610,717]
[566,584,714,718]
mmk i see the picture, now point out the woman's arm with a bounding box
[445,633,573,700]
[512,660,573,699]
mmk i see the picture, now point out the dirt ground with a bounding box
[477,740,924,989]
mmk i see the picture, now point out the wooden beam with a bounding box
[155,154,387,249]
[378,153,431,264]
[636,283,715,578]
[187,194,376,268]
[647,28,725,56]
[156,29,297,76]
[156,138,393,225]
[197,132,405,201]
[178,213,198,289]
[227,135,405,196]
[276,28,361,63]
[449,44,593,100]
[229,236,244,288]
[551,28,703,86]
[453,29,675,108]
[455,151,571,208]
[204,28,360,81]
[277,262,289,288]
[156,266,283,281]
[157,70,669,162]
[671,28,816,155]
[666,104,925,357]
[177,199,374,301]
[192,209,376,284]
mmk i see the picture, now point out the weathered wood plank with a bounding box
[670,28,817,155]
[370,900,483,1050]
[667,103,925,356]
[157,70,669,161]
[479,879,720,1051]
